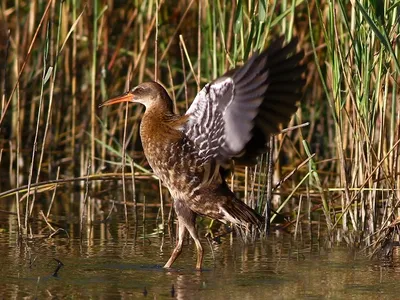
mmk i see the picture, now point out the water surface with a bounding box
[1,210,399,299]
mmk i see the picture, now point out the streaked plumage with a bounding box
[100,37,306,269]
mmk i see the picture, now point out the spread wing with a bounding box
[184,37,305,165]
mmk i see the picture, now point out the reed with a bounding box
[0,0,399,254]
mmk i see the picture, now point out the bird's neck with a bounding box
[142,99,179,126]
[140,102,188,147]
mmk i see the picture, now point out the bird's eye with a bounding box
[132,86,144,94]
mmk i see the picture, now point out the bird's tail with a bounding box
[220,197,264,228]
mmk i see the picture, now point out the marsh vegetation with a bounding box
[0,0,400,292]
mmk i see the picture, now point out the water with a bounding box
[1,209,400,300]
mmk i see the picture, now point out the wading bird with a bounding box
[100,37,305,270]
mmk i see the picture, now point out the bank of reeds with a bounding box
[0,0,399,255]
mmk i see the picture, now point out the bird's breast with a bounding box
[141,132,220,200]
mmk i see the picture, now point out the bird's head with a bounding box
[99,81,173,111]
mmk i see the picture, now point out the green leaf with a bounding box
[368,0,384,23]
[234,0,243,34]
[258,0,267,23]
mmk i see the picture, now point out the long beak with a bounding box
[98,92,134,108]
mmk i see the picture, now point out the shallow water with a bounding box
[1,209,400,300]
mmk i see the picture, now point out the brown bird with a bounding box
[100,37,305,270]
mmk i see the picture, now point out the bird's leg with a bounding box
[165,199,203,269]
[176,202,203,270]
[186,222,204,270]
[164,217,186,269]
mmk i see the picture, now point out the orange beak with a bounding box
[98,92,134,108]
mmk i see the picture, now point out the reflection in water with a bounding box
[52,258,64,277]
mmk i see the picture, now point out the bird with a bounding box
[100,36,305,270]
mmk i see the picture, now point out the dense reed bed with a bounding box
[0,0,399,255]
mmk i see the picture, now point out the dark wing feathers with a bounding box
[268,38,299,63]
[231,50,262,83]
[264,36,285,54]
[184,36,305,165]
